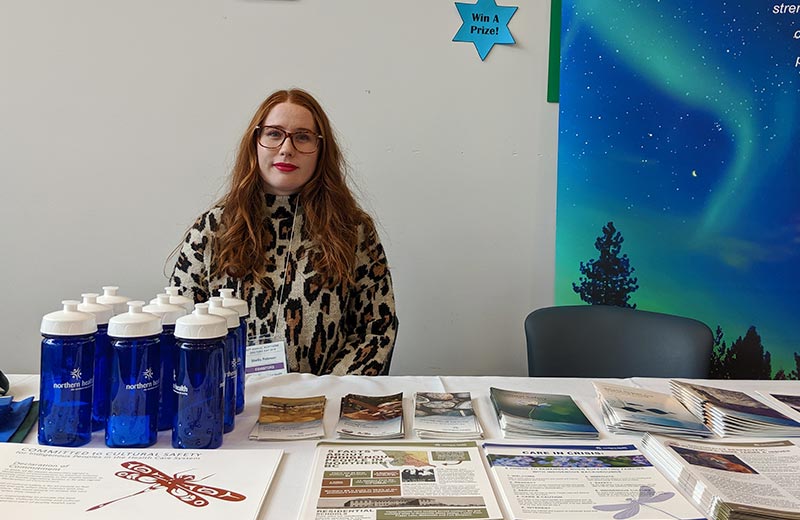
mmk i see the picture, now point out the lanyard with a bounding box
[269,195,300,340]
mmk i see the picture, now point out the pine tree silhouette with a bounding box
[573,221,639,308]
[790,353,800,380]
[709,325,731,379]
[727,326,772,379]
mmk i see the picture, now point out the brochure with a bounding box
[0,443,282,519]
[336,392,404,439]
[298,440,503,520]
[413,391,484,439]
[483,442,704,520]
[593,381,712,438]
[489,387,599,439]
[670,381,800,437]
[641,433,800,520]
[768,393,800,414]
[755,391,800,420]
[249,395,326,441]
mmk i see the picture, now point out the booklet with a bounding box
[670,380,800,437]
[641,433,800,520]
[489,387,599,439]
[298,441,503,520]
[0,443,282,519]
[336,392,404,439]
[756,391,800,419]
[483,442,704,520]
[413,391,484,439]
[249,395,326,441]
[593,381,713,438]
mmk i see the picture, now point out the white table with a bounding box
[6,373,800,518]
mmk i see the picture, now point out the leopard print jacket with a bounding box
[170,194,397,376]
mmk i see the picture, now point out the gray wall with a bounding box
[0,0,557,375]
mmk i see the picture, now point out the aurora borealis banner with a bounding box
[555,1,800,377]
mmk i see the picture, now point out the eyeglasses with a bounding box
[255,126,323,154]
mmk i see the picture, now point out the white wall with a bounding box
[0,0,557,375]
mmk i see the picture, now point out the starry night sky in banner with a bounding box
[555,0,800,375]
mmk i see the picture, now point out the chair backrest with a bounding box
[525,305,713,378]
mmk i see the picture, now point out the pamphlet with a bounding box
[336,392,404,439]
[593,381,712,438]
[483,442,704,520]
[413,391,484,439]
[670,380,800,437]
[298,441,503,520]
[490,387,599,439]
[0,443,282,519]
[768,393,800,414]
[756,391,800,419]
[641,433,800,520]
[249,395,326,441]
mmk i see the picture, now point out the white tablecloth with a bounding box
[6,373,800,518]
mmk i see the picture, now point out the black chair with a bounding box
[525,305,713,378]
[0,369,8,396]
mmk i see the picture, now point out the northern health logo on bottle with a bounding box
[125,367,160,391]
[52,367,93,390]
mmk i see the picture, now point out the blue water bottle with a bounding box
[173,303,227,449]
[96,285,131,316]
[77,293,113,432]
[106,301,162,447]
[143,294,187,431]
[218,288,249,414]
[208,297,239,433]
[39,300,97,447]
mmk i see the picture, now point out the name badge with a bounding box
[245,337,288,375]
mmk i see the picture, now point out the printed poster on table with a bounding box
[483,442,703,520]
[0,443,282,519]
[299,441,503,519]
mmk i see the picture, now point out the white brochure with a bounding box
[483,442,704,520]
[0,443,282,519]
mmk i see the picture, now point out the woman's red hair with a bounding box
[214,88,374,288]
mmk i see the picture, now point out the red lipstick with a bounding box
[273,162,298,172]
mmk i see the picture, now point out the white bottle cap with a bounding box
[174,303,228,340]
[41,300,98,336]
[218,288,248,318]
[77,293,113,326]
[96,286,131,316]
[208,297,240,329]
[156,287,195,314]
[143,294,187,326]
[108,301,163,338]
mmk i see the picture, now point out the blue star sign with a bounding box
[453,0,518,61]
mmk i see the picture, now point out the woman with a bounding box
[171,88,397,375]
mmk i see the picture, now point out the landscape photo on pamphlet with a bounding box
[670,446,758,474]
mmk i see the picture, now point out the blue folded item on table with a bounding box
[0,396,34,442]
[0,395,11,417]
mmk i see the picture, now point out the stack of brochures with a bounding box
[299,441,503,519]
[593,381,713,438]
[249,395,326,441]
[335,392,405,439]
[483,441,704,520]
[489,387,599,439]
[641,433,800,520]
[412,392,483,439]
[670,380,800,437]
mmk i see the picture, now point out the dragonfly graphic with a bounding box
[86,461,246,511]
[593,485,681,519]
